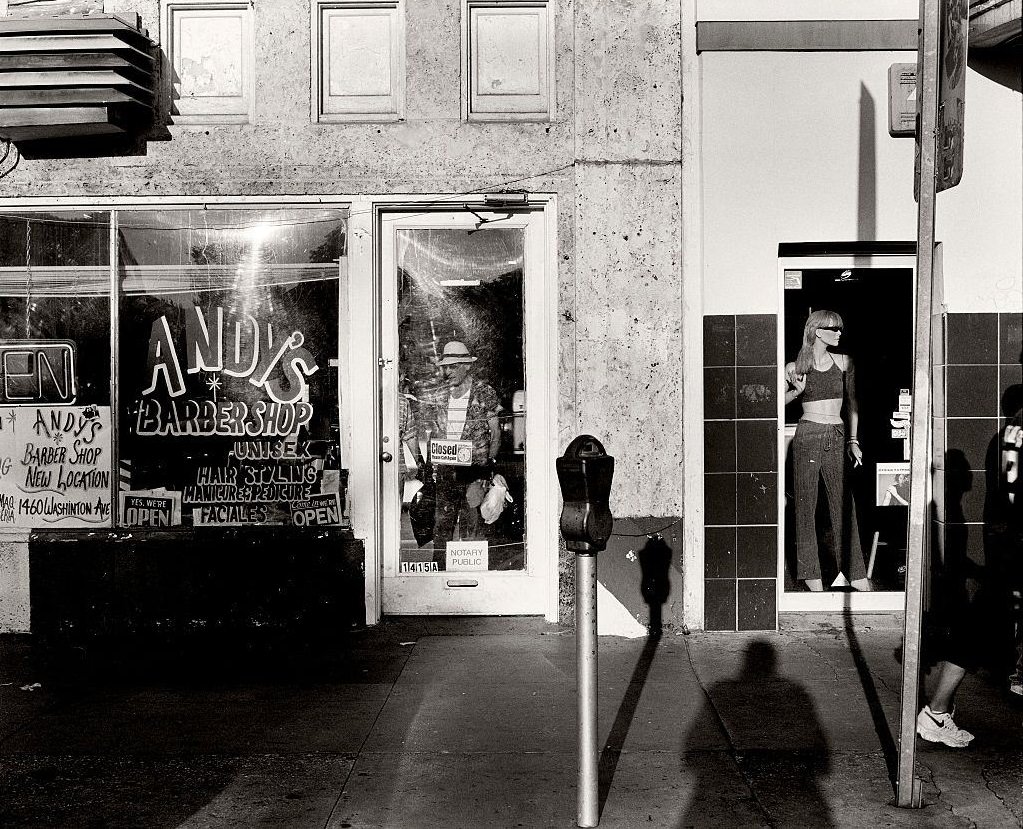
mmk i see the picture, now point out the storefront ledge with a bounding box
[28,528,365,643]
[778,611,906,632]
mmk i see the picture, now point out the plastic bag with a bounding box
[480,473,513,524]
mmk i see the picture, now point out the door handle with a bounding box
[380,451,393,463]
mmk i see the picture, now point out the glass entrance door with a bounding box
[778,254,916,612]
[379,209,555,616]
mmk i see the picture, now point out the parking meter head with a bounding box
[556,435,615,554]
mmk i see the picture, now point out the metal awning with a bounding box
[0,14,156,143]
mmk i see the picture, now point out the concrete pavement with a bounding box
[1,617,1021,828]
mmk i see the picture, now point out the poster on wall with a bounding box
[877,462,912,506]
[0,405,112,528]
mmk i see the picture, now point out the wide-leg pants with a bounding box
[793,420,866,581]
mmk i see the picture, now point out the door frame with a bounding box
[776,251,918,613]
[361,196,560,621]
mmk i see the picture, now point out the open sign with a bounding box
[291,492,343,526]
[0,340,76,404]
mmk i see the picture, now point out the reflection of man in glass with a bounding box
[430,340,501,563]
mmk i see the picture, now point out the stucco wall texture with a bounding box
[0,0,686,625]
[0,538,29,632]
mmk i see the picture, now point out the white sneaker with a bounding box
[916,705,974,747]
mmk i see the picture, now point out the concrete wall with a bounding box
[701,50,1022,315]
[0,536,29,632]
[0,0,686,630]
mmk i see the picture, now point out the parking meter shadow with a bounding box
[638,534,672,636]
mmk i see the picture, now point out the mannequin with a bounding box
[785,309,871,592]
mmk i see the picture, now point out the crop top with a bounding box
[802,361,844,403]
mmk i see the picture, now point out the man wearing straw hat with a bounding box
[429,340,502,565]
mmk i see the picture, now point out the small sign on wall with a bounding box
[446,540,488,571]
[119,490,181,527]
[877,462,911,506]
[889,63,917,137]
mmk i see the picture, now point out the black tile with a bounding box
[705,473,736,525]
[942,522,985,569]
[942,461,974,521]
[736,419,778,472]
[945,419,998,471]
[704,367,736,419]
[737,579,777,631]
[737,525,778,578]
[704,420,736,473]
[736,314,777,366]
[704,315,735,367]
[946,313,998,365]
[1000,312,1023,365]
[704,526,736,578]
[736,367,777,418]
[946,364,998,418]
[704,578,736,631]
[957,473,986,524]
[736,472,778,525]
[1000,363,1023,415]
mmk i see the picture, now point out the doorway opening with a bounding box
[779,256,915,611]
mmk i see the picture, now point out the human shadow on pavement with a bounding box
[678,640,834,829]
[598,534,671,816]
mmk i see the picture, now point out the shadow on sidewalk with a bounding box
[678,640,835,829]
[597,533,672,817]
[844,602,899,794]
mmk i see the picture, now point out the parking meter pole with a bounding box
[556,434,614,829]
[577,552,599,829]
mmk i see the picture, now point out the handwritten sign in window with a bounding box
[0,405,112,528]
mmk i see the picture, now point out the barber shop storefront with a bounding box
[0,199,560,636]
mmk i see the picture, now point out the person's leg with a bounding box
[793,424,824,586]
[818,428,868,587]
[928,661,967,712]
[432,467,459,564]
[917,660,974,747]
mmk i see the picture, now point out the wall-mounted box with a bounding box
[161,0,253,123]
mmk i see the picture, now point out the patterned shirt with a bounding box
[432,380,501,465]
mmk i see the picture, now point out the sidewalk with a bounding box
[1,618,1021,828]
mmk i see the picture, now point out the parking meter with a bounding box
[556,435,614,554]
[556,435,613,828]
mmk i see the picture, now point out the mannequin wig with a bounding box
[794,309,844,375]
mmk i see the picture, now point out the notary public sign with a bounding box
[0,405,112,528]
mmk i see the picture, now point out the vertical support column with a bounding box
[897,0,940,808]
[576,552,599,828]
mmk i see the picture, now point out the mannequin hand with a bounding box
[847,442,863,467]
[789,373,806,395]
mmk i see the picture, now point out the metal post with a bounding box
[577,552,599,828]
[896,0,940,808]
